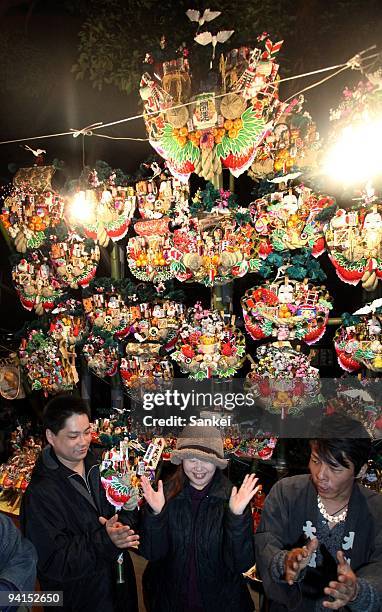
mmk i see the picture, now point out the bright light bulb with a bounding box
[69,190,95,223]
[323,119,382,185]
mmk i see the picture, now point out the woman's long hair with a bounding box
[164,464,187,502]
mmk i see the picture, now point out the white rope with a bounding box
[0,47,376,147]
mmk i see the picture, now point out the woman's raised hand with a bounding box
[229,473,260,515]
[141,475,165,515]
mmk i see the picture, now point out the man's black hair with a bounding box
[309,413,371,476]
[43,394,90,435]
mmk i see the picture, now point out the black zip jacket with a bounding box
[20,446,138,612]
[140,470,255,612]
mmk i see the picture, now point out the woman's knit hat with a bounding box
[171,424,228,469]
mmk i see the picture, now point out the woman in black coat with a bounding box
[140,424,259,612]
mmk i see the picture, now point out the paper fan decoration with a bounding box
[127,218,175,283]
[171,303,246,379]
[335,302,382,372]
[140,35,284,181]
[19,329,79,395]
[245,344,320,417]
[49,228,100,289]
[82,332,119,378]
[12,252,65,315]
[250,185,333,256]
[241,277,332,345]
[0,166,64,252]
[321,202,382,290]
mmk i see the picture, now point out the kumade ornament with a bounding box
[136,172,190,221]
[83,284,134,338]
[82,332,119,378]
[140,23,284,181]
[127,218,175,283]
[120,343,174,397]
[67,180,136,247]
[12,251,65,315]
[19,329,78,395]
[322,202,382,291]
[250,185,333,256]
[170,185,258,285]
[171,303,246,379]
[246,344,320,418]
[0,166,64,252]
[249,96,321,180]
[241,277,332,345]
[335,300,382,372]
[49,228,100,289]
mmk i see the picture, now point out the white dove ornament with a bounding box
[186,8,221,29]
[194,30,234,68]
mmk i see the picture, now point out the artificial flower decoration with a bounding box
[171,303,246,379]
[82,331,119,378]
[140,28,284,181]
[12,251,65,315]
[250,184,333,256]
[335,300,382,372]
[245,344,320,417]
[19,329,78,395]
[0,166,64,252]
[170,183,259,285]
[241,277,332,345]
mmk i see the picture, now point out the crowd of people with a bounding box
[0,394,381,611]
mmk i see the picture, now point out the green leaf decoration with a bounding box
[159,124,199,164]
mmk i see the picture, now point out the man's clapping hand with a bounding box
[99,514,139,549]
[285,537,319,585]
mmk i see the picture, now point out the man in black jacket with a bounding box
[20,395,139,612]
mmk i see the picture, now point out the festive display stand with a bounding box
[1,13,382,518]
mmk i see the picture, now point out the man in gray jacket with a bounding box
[255,415,382,611]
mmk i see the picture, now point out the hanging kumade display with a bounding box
[245,344,320,417]
[49,227,100,289]
[140,25,284,181]
[170,184,258,285]
[241,277,333,345]
[250,184,333,256]
[83,284,133,338]
[171,303,245,379]
[321,201,382,291]
[19,329,79,395]
[127,218,175,282]
[335,300,382,372]
[12,251,65,315]
[129,300,186,347]
[0,166,64,252]
[82,331,119,378]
